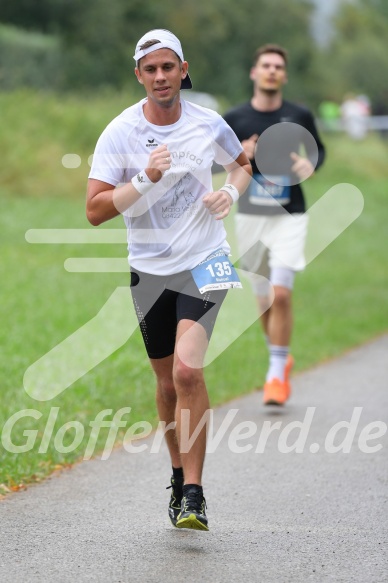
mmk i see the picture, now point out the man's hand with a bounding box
[241,134,259,160]
[145,144,172,182]
[290,152,315,181]
[203,190,234,220]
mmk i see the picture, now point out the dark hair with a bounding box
[253,44,288,66]
[139,39,161,51]
[136,39,182,68]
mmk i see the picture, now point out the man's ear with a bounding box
[135,67,144,84]
[249,66,257,81]
[181,60,189,81]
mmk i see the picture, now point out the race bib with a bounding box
[248,174,290,206]
[191,249,242,294]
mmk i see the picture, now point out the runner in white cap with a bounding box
[87,29,252,531]
[133,29,193,89]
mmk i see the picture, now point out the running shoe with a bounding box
[263,377,289,406]
[166,475,184,527]
[284,354,294,386]
[263,354,294,405]
[284,353,294,399]
[176,486,209,531]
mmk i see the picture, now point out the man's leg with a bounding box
[260,213,307,399]
[148,317,211,530]
[257,284,293,349]
[130,270,187,525]
[150,354,181,468]
[256,293,271,339]
[172,318,210,531]
[150,354,185,527]
[260,268,296,405]
[173,319,210,485]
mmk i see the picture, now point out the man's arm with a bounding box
[203,151,252,220]
[241,134,259,162]
[303,110,326,171]
[86,179,140,226]
[86,144,171,226]
[290,110,326,182]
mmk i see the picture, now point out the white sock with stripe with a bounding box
[266,345,289,382]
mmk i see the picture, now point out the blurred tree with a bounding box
[0,0,65,33]
[0,24,62,89]
[146,0,318,107]
[59,0,128,88]
[0,0,318,100]
[324,0,388,107]
[6,0,387,114]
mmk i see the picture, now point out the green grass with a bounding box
[0,89,387,493]
[0,88,143,199]
[292,133,388,369]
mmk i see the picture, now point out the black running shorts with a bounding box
[130,269,227,359]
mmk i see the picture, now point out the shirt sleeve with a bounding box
[302,110,326,171]
[88,125,126,186]
[212,116,244,167]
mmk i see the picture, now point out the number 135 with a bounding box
[206,261,232,277]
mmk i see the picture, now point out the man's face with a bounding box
[135,48,188,107]
[250,52,287,94]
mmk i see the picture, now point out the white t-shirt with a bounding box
[89,98,243,275]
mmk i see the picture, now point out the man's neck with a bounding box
[251,89,283,112]
[143,97,182,126]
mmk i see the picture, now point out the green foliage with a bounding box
[0,24,62,89]
[0,89,142,198]
[142,0,317,104]
[0,0,319,105]
[325,0,388,104]
[1,0,388,109]
[59,0,130,89]
[0,0,64,33]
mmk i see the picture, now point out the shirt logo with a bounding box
[146,138,158,147]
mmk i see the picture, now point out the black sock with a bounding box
[172,466,184,480]
[183,483,203,496]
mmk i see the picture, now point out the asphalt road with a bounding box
[1,335,387,582]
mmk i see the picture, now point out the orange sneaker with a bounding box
[284,354,294,399]
[263,378,289,406]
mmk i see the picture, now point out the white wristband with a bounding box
[220,183,239,204]
[131,170,154,196]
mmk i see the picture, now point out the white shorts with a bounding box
[235,212,308,293]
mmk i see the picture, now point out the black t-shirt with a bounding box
[224,100,326,215]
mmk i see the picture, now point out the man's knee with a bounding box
[156,377,176,403]
[272,285,292,308]
[173,360,203,395]
[257,294,272,315]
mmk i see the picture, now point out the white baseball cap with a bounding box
[133,29,193,89]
